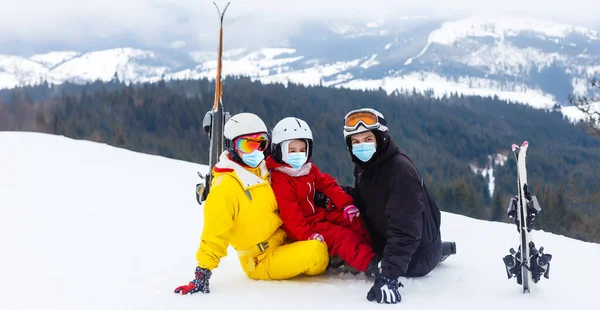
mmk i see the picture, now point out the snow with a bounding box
[563,60,600,79]
[584,65,600,76]
[239,48,297,61]
[464,43,565,76]
[469,153,509,197]
[404,43,430,66]
[486,167,495,196]
[0,48,171,89]
[179,48,304,80]
[493,153,509,167]
[359,54,379,69]
[560,101,600,123]
[199,58,303,79]
[0,72,21,89]
[469,164,495,196]
[428,16,599,47]
[2,131,600,309]
[571,77,591,96]
[339,72,557,109]
[326,73,355,86]
[404,16,597,74]
[50,48,168,83]
[0,55,50,87]
[29,51,79,68]
[258,59,361,86]
[0,16,599,124]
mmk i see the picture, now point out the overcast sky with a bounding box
[1,0,599,54]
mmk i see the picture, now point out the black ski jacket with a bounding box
[344,133,442,278]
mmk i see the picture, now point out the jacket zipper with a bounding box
[306,182,315,214]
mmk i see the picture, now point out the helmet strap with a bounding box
[281,140,291,164]
[226,147,244,165]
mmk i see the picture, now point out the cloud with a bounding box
[1,0,599,54]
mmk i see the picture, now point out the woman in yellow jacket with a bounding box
[175,113,330,295]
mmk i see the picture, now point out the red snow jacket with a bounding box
[266,155,354,242]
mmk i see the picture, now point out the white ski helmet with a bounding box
[271,117,313,163]
[343,108,388,139]
[224,112,268,140]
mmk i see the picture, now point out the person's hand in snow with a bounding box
[174,267,212,295]
[366,275,403,304]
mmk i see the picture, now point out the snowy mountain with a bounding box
[1,16,600,115]
[1,131,600,309]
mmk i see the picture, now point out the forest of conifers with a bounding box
[1,76,599,242]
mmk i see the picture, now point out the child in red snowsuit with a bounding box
[266,117,380,274]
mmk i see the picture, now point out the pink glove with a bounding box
[308,233,325,243]
[343,205,360,222]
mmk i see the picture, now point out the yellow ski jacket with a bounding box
[195,151,286,272]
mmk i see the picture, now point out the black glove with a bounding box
[314,191,333,210]
[174,267,212,295]
[366,276,403,304]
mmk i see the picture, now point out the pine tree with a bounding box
[116,126,126,145]
[491,187,505,222]
[35,109,49,132]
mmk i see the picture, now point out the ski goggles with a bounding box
[344,109,387,132]
[233,133,269,154]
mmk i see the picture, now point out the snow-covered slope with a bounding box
[378,16,600,108]
[1,131,600,309]
[0,48,169,86]
[421,16,598,48]
[29,51,80,68]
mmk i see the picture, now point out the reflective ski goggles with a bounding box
[344,109,387,132]
[234,133,269,154]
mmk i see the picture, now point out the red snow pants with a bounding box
[314,211,376,272]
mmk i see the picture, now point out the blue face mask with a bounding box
[286,152,307,169]
[352,142,376,162]
[241,149,264,168]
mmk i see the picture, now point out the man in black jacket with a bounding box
[326,108,456,304]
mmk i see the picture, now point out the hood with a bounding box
[265,155,312,177]
[214,150,270,190]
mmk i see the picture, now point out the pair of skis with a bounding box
[502,141,553,293]
[196,2,232,204]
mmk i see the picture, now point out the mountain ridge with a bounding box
[1,15,599,120]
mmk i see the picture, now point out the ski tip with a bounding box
[522,141,529,148]
[511,144,519,151]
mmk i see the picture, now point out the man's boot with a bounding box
[339,263,361,275]
[327,255,344,271]
[440,241,456,263]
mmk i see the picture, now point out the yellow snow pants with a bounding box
[237,233,330,280]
